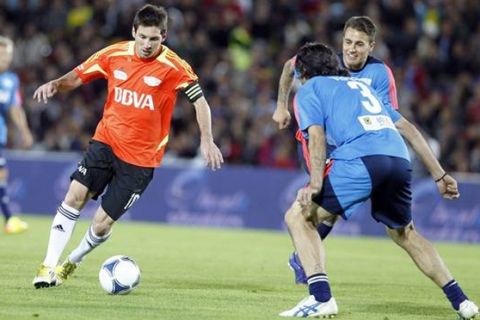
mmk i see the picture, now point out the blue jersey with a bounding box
[295,76,409,161]
[293,54,399,110]
[291,54,399,171]
[0,71,21,145]
[340,55,399,110]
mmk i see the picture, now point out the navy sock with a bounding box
[317,222,333,240]
[0,185,12,220]
[443,280,468,310]
[308,273,331,302]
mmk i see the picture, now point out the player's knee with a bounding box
[284,202,304,228]
[63,181,91,210]
[0,194,9,204]
[63,193,87,210]
[91,220,112,237]
[284,209,294,227]
[387,227,402,245]
[0,168,7,182]
[324,214,338,225]
[387,223,416,246]
[92,207,115,236]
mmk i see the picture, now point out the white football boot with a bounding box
[457,300,479,320]
[280,295,338,318]
[33,265,58,289]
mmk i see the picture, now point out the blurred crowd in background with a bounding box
[1,0,480,173]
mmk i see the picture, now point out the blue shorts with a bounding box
[312,155,412,229]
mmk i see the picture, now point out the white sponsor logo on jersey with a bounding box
[358,115,396,131]
[113,87,154,110]
[113,70,128,81]
[0,90,8,103]
[1,78,13,88]
[143,76,161,87]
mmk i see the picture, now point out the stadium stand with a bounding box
[2,0,480,172]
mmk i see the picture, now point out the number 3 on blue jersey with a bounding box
[347,80,382,114]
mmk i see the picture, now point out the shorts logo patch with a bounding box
[78,165,87,175]
[124,193,140,210]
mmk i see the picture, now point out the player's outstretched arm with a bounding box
[33,70,83,104]
[8,105,33,149]
[395,116,460,199]
[193,97,224,170]
[273,59,295,129]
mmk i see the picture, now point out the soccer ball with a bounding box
[98,255,141,295]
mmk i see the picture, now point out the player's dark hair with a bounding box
[133,4,168,35]
[295,42,350,79]
[343,16,377,42]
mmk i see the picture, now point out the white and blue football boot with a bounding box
[280,295,338,318]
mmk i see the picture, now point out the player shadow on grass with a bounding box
[334,282,453,318]
[156,278,276,292]
[360,301,451,318]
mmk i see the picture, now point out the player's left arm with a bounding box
[192,96,224,171]
[7,77,33,149]
[8,104,33,149]
[175,55,223,170]
[394,116,459,199]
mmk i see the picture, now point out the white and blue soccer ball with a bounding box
[99,255,141,295]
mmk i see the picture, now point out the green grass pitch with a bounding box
[0,215,478,320]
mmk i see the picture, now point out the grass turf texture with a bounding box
[0,215,478,320]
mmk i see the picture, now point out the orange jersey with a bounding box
[74,41,198,167]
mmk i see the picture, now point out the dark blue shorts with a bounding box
[312,155,412,229]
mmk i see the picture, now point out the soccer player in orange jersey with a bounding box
[32,4,224,288]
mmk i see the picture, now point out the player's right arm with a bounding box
[273,57,295,129]
[33,70,82,104]
[295,85,326,206]
[374,63,399,110]
[33,43,115,104]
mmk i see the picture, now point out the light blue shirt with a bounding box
[0,71,21,145]
[295,75,410,161]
